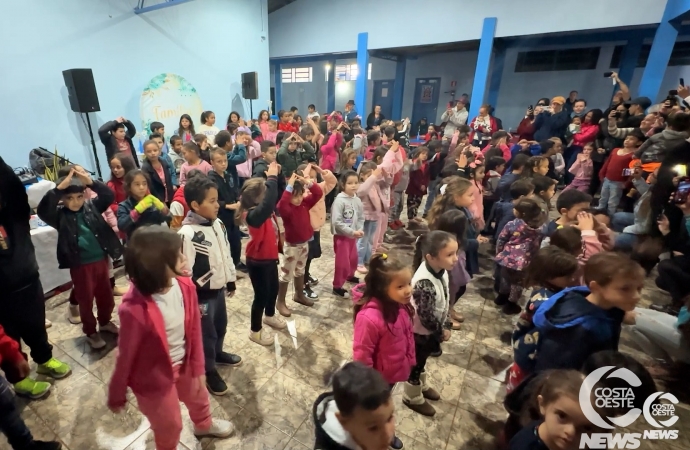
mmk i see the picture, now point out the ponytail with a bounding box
[353,253,410,324]
[413,231,457,271]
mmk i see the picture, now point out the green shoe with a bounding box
[36,357,72,379]
[14,377,51,399]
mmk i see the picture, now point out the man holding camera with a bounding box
[441,100,468,138]
[533,96,570,142]
[622,97,652,128]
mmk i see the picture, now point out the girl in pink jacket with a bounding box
[108,226,234,450]
[563,143,594,192]
[466,162,487,230]
[352,253,415,383]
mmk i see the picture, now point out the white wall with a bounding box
[0,0,270,173]
[269,0,664,58]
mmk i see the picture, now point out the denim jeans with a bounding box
[597,178,624,216]
[357,220,378,265]
[629,308,690,363]
[614,233,638,251]
[611,212,635,232]
[423,179,440,215]
[0,376,34,449]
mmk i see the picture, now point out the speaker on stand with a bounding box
[242,71,258,119]
[62,68,103,179]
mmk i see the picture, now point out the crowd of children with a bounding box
[4,96,688,450]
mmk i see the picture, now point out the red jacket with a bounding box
[245,176,282,261]
[516,117,536,141]
[469,116,498,143]
[571,123,600,147]
[172,185,190,216]
[406,159,429,196]
[278,121,299,134]
[277,183,323,244]
[108,277,204,410]
[0,323,25,382]
[107,178,127,215]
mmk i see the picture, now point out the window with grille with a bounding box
[515,47,600,72]
[334,63,373,81]
[610,41,690,68]
[281,67,312,83]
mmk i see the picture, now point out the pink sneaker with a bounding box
[357,265,369,274]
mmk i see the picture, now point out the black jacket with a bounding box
[313,393,357,450]
[252,158,286,202]
[509,421,549,450]
[142,158,174,203]
[0,156,40,292]
[208,170,239,229]
[116,197,172,240]
[37,181,123,269]
[98,119,140,167]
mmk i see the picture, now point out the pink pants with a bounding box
[135,365,212,450]
[372,211,389,250]
[563,178,590,192]
[333,235,358,288]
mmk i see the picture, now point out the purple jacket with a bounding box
[496,218,543,271]
[351,284,416,384]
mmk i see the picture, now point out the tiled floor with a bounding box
[3,219,690,450]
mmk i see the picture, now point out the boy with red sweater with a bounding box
[0,322,62,449]
[277,110,299,133]
[597,129,646,216]
[276,170,323,316]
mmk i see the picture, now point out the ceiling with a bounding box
[267,0,297,13]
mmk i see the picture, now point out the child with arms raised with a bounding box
[371,141,404,252]
[276,169,323,315]
[296,163,337,299]
[563,143,593,192]
[351,253,413,450]
[108,226,234,450]
[406,146,431,223]
[356,162,386,274]
[495,198,547,315]
[236,164,287,347]
[549,214,605,285]
[38,168,123,349]
[117,170,172,239]
[178,175,239,396]
[405,231,458,417]
[331,171,365,298]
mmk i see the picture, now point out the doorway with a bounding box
[372,80,395,120]
[411,78,441,133]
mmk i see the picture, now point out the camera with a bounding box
[613,111,622,119]
[603,71,614,78]
[670,89,679,96]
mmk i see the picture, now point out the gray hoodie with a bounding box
[635,129,689,164]
[330,192,364,237]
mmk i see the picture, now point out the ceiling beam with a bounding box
[134,0,195,14]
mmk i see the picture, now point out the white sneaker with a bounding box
[194,418,235,438]
[86,333,106,349]
[249,330,273,346]
[100,322,119,334]
[44,319,52,329]
[263,315,287,330]
[68,304,81,324]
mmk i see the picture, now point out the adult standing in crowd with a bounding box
[98,117,139,167]
[366,105,386,130]
[469,105,498,147]
[441,100,468,138]
[533,96,570,142]
[571,99,587,118]
[564,90,578,114]
[516,98,550,141]
[343,100,358,123]
[623,97,653,128]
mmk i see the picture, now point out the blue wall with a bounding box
[0,0,270,173]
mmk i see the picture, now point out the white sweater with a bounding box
[411,263,450,337]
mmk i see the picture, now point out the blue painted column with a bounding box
[355,33,369,117]
[486,46,505,111]
[391,57,406,120]
[617,35,643,91]
[273,63,282,113]
[638,0,683,100]
[327,59,336,113]
[469,17,498,120]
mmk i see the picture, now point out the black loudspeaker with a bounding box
[62,69,101,113]
[241,71,258,100]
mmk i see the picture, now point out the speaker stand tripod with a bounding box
[82,112,103,180]
[249,99,253,121]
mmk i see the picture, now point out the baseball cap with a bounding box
[624,97,652,110]
[551,96,566,105]
[347,100,355,106]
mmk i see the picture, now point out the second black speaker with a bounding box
[63,68,101,113]
[242,72,258,100]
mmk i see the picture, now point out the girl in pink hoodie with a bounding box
[108,226,233,450]
[564,143,594,192]
[466,162,487,230]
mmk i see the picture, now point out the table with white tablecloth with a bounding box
[30,226,71,293]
